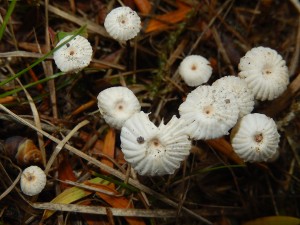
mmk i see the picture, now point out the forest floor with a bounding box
[0,0,300,224]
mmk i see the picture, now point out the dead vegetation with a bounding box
[0,0,300,224]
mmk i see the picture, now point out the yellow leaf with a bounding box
[42,179,102,220]
[243,216,300,225]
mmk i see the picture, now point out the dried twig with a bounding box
[0,104,213,225]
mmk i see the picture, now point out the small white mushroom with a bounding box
[179,85,239,140]
[53,35,93,73]
[238,46,289,101]
[212,76,255,118]
[230,113,280,162]
[120,112,191,176]
[104,6,141,42]
[97,86,141,129]
[20,165,46,196]
[178,55,212,87]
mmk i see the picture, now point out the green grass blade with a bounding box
[0,72,65,98]
[0,0,17,41]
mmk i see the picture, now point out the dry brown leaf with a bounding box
[145,0,192,33]
[134,0,152,14]
[206,138,244,165]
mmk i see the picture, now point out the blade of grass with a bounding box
[0,71,65,98]
[0,104,213,225]
[0,0,17,41]
[0,25,86,87]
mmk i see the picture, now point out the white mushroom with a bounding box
[178,55,212,87]
[212,76,255,118]
[97,86,141,129]
[104,7,141,42]
[20,165,46,196]
[53,35,93,73]
[179,85,239,140]
[238,46,289,101]
[230,113,280,162]
[120,112,191,176]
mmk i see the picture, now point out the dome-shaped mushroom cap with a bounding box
[97,87,141,129]
[230,113,280,162]
[212,76,255,118]
[238,46,289,101]
[104,7,141,42]
[179,55,212,87]
[120,112,191,176]
[53,35,93,73]
[179,85,239,140]
[20,165,46,196]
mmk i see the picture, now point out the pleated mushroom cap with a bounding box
[230,113,280,162]
[53,35,93,73]
[179,55,212,87]
[104,7,141,42]
[20,165,46,196]
[120,112,191,176]
[179,85,239,140]
[97,87,141,129]
[238,46,289,101]
[212,76,255,118]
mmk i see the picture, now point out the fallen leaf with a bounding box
[206,138,245,165]
[145,0,192,33]
[42,186,92,220]
[134,0,152,14]
[101,128,116,173]
[58,156,77,190]
[242,216,300,225]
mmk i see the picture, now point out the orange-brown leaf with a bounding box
[145,1,192,33]
[0,96,15,104]
[101,128,116,171]
[134,0,152,14]
[206,138,245,165]
[58,157,77,190]
[86,181,145,225]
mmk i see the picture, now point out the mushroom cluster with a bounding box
[98,6,287,174]
[97,86,191,176]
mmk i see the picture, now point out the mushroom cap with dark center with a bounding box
[20,165,47,196]
[230,113,280,162]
